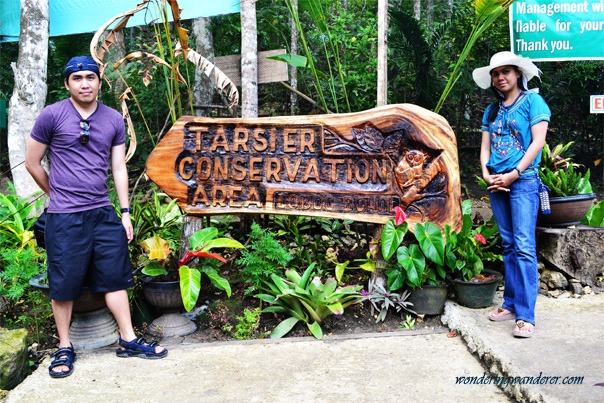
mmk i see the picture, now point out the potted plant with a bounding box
[445,200,503,309]
[380,207,449,315]
[538,142,597,227]
[139,227,245,336]
[128,191,184,268]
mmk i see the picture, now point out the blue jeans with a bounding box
[489,174,539,325]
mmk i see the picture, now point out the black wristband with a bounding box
[120,207,132,214]
[514,167,522,176]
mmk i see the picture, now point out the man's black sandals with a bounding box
[49,344,77,378]
[116,337,168,359]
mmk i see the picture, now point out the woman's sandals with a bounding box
[513,320,534,338]
[488,307,515,322]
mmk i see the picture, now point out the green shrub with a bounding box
[0,182,44,249]
[232,308,262,340]
[0,247,46,301]
[236,223,292,293]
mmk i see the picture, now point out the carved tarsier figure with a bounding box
[394,149,447,221]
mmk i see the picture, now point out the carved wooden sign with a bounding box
[146,104,462,229]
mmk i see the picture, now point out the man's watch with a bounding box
[120,207,132,214]
[514,167,523,176]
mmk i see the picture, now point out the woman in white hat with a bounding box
[473,51,551,338]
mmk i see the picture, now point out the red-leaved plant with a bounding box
[140,227,245,311]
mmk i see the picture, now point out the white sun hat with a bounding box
[472,51,542,89]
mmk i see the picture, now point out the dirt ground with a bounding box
[180,293,450,343]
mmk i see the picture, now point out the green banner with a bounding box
[510,0,604,61]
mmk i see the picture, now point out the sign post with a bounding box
[146,104,463,230]
[510,0,604,61]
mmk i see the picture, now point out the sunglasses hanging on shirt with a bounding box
[80,119,90,144]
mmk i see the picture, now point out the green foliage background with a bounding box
[0,0,602,191]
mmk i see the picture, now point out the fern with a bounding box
[235,223,293,292]
[0,248,46,301]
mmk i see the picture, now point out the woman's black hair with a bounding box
[486,66,527,122]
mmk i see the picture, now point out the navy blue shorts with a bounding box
[45,206,134,300]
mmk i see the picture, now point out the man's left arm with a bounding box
[111,144,133,243]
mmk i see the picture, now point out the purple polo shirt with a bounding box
[30,99,126,213]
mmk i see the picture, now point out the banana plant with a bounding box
[140,227,245,312]
[435,0,516,113]
[257,263,364,339]
[90,0,239,159]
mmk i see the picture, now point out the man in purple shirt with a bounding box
[25,56,167,378]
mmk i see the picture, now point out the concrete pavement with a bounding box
[443,292,604,403]
[6,292,604,403]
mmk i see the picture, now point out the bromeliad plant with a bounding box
[140,227,245,312]
[256,263,364,339]
[539,142,593,197]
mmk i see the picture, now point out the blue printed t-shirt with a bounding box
[480,92,551,174]
[30,99,126,213]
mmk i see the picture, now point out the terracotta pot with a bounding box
[537,193,596,227]
[453,269,503,309]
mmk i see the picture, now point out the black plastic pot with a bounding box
[453,269,503,309]
[408,283,448,315]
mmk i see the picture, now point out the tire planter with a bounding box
[408,283,448,315]
[537,193,596,227]
[453,269,503,309]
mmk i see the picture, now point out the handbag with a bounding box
[33,209,48,249]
